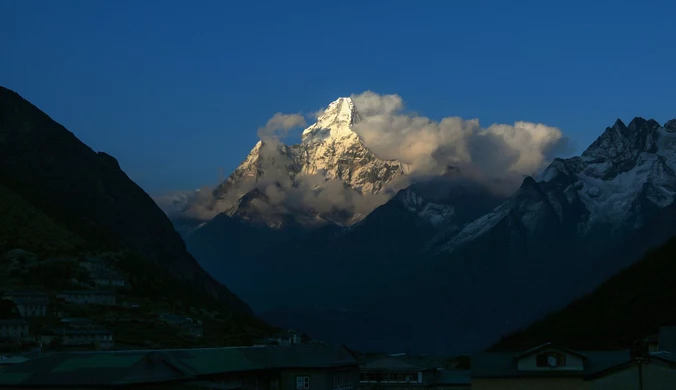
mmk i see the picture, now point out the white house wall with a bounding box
[516,350,585,371]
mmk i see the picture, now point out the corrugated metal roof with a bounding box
[361,355,441,370]
[0,344,357,387]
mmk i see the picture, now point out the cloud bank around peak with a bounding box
[257,112,307,140]
[158,92,571,221]
[349,91,570,185]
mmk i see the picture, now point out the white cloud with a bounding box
[257,112,307,140]
[349,91,569,190]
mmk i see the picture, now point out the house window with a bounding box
[536,352,567,367]
[333,371,354,389]
[296,376,310,389]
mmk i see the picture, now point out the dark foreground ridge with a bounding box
[491,234,676,351]
[0,86,276,349]
[0,86,248,312]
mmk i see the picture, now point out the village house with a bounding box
[39,317,111,348]
[2,291,48,317]
[0,344,359,389]
[357,354,470,390]
[276,330,304,345]
[59,317,99,329]
[159,313,192,325]
[254,330,305,347]
[41,327,114,349]
[158,313,204,338]
[0,249,38,272]
[89,269,128,288]
[78,256,109,273]
[56,289,116,305]
[470,330,676,390]
[0,319,29,340]
[359,354,440,389]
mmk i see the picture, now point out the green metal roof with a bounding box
[0,344,357,387]
[52,354,145,372]
[360,355,441,370]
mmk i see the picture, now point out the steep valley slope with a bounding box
[0,86,272,347]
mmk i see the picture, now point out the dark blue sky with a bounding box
[2,0,675,194]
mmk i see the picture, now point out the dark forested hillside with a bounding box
[490,235,676,351]
[0,86,273,346]
[0,86,249,311]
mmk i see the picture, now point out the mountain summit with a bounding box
[178,97,408,229]
[301,97,360,143]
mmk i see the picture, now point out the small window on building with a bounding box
[536,352,567,367]
[296,375,310,390]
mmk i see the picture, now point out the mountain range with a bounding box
[6,83,674,354]
[171,95,676,354]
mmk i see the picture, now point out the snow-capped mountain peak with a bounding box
[302,97,360,144]
[666,119,676,131]
[183,96,408,227]
[434,117,676,254]
[581,117,662,165]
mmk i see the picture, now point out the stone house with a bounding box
[158,314,204,338]
[41,327,114,349]
[89,269,128,288]
[0,319,29,340]
[255,332,304,347]
[2,291,48,317]
[78,257,109,273]
[59,317,98,329]
[159,313,192,325]
[56,290,116,305]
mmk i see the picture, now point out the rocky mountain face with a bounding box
[173,97,408,231]
[187,175,507,346]
[0,86,251,313]
[187,116,676,355]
